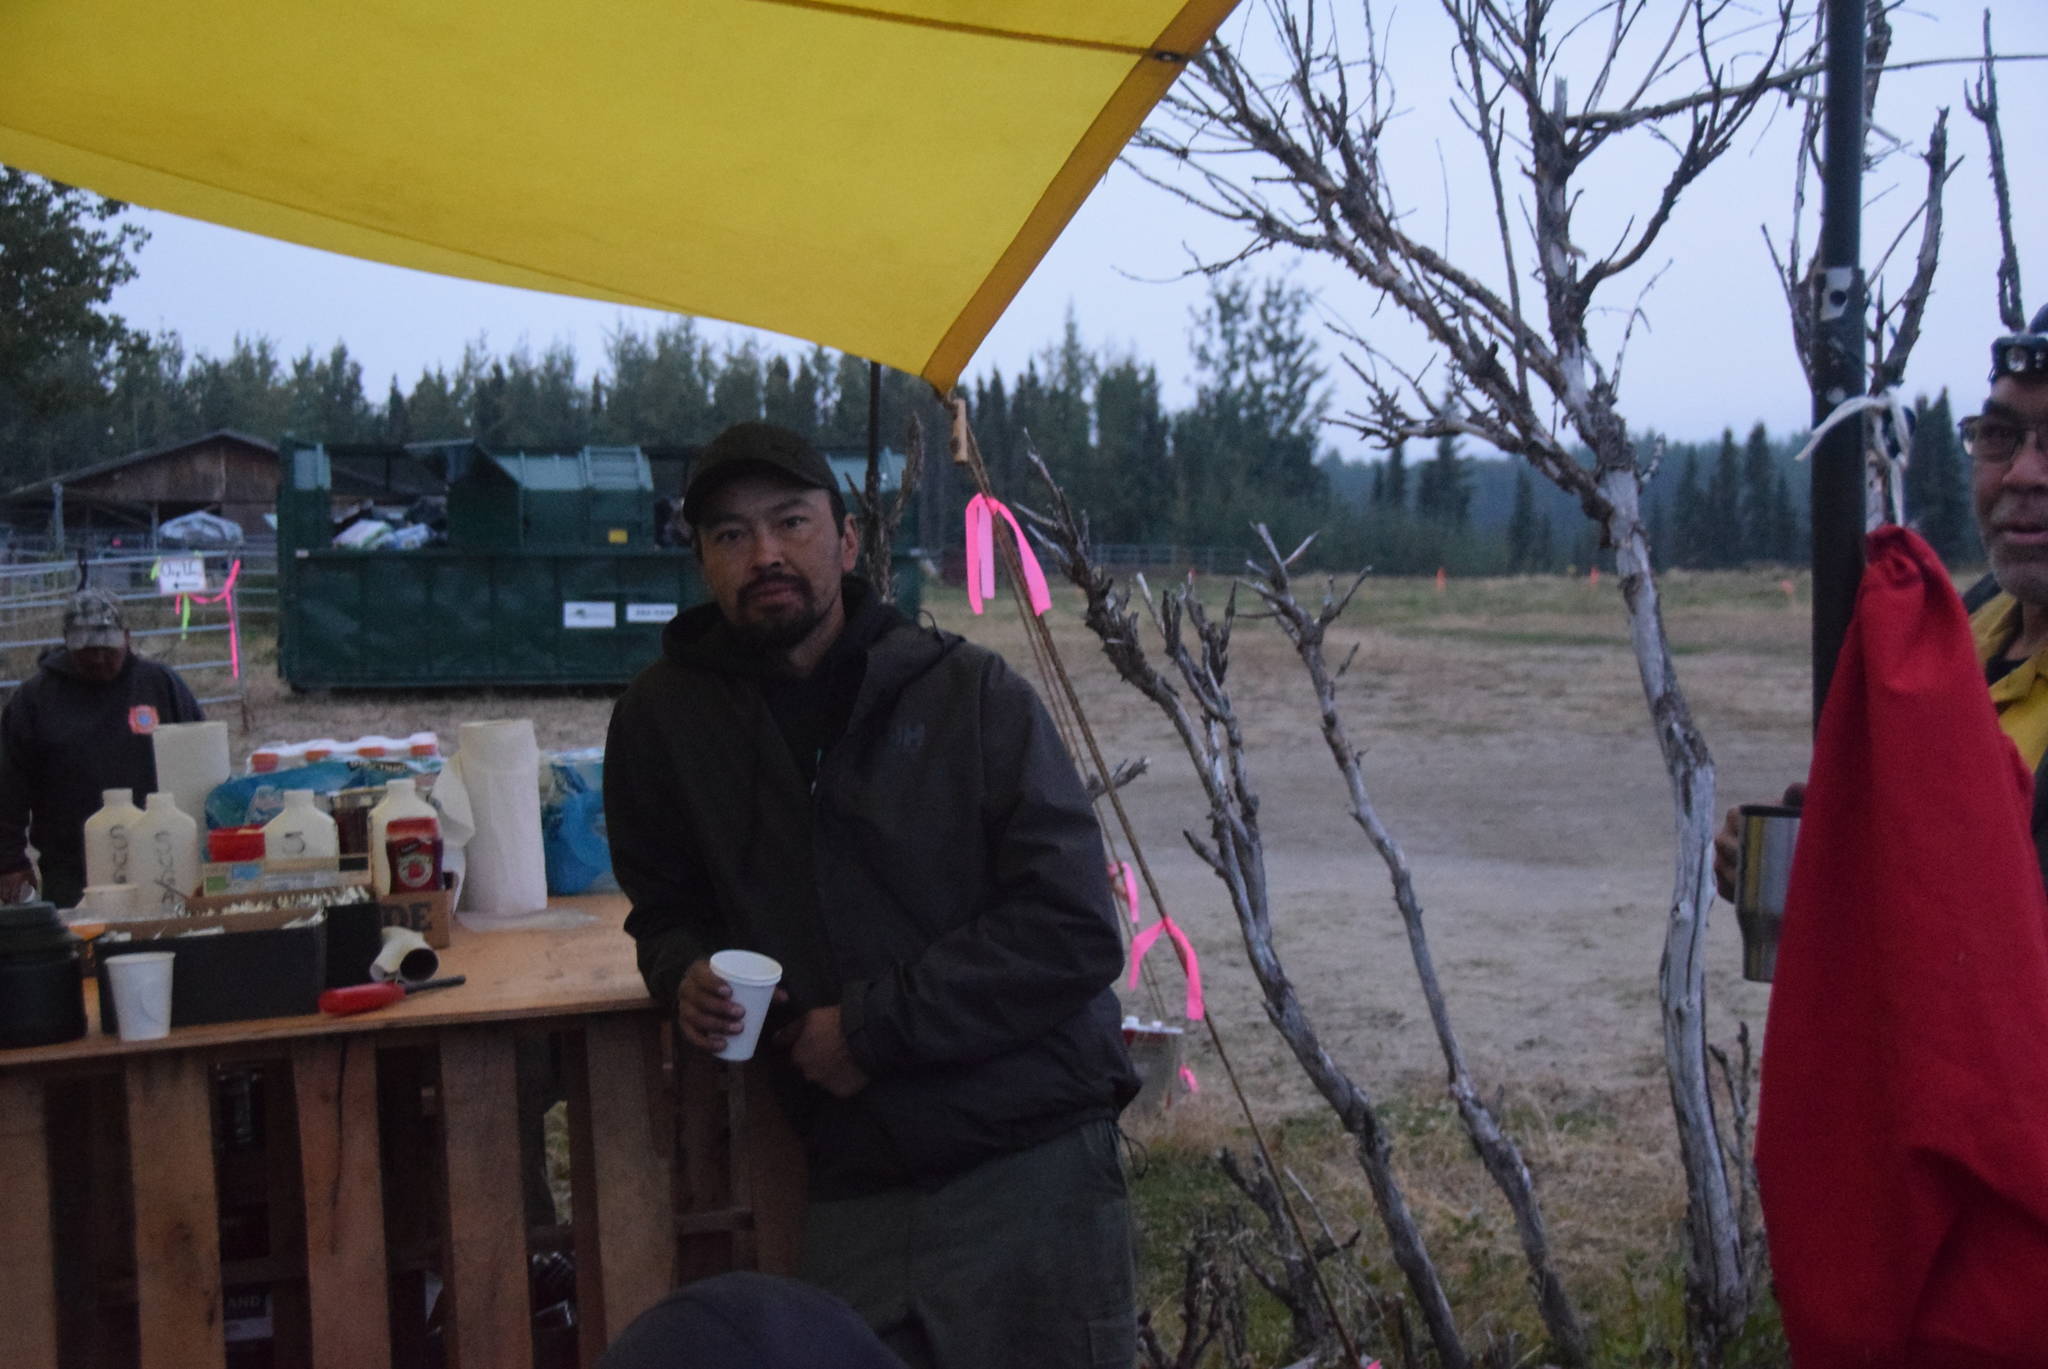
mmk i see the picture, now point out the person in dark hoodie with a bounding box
[605,421,1139,1369]
[1715,304,2048,895]
[0,587,203,907]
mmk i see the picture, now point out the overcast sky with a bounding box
[110,2,2048,459]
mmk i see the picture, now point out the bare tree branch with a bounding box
[1240,521,1590,1363]
[1083,755,1150,803]
[1965,9,2026,331]
[845,413,925,605]
[1870,110,1956,392]
[1138,0,1809,1353]
[1030,449,1474,1369]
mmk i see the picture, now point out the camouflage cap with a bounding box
[63,588,127,650]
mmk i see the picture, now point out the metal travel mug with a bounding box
[1735,804,1800,982]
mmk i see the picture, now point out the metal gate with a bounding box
[0,550,254,728]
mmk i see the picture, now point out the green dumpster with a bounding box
[278,439,922,689]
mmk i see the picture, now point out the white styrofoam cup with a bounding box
[708,949,783,1062]
[106,951,176,1042]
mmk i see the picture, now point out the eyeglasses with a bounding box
[1959,414,2048,464]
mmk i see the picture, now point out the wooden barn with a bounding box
[1,430,281,543]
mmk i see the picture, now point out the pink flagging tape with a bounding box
[1180,1065,1201,1094]
[1127,914,1205,1022]
[964,495,1051,617]
[1110,861,1141,925]
[176,558,243,678]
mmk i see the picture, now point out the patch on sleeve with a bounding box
[128,704,159,735]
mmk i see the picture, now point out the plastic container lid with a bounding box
[208,826,267,862]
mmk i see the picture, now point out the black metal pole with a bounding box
[1810,0,1867,724]
[867,359,882,474]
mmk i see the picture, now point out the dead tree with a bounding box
[1131,1,1800,1354]
[1965,10,2026,331]
[1029,487,1465,1365]
[1215,1147,1378,1365]
[1243,524,1585,1361]
[1137,1212,1251,1369]
[844,415,925,605]
[1029,464,1580,1367]
[1767,2,1959,402]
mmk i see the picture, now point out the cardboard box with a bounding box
[378,887,453,949]
[97,907,328,1032]
[184,884,374,919]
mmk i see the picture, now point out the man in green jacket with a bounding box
[606,422,1138,1369]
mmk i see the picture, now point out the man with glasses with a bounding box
[1961,305,2048,716]
[1716,304,2048,895]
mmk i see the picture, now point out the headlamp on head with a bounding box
[1990,304,2048,381]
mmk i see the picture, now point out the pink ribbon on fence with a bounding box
[964,495,1051,617]
[176,558,242,678]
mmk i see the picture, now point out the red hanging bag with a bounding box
[1757,526,2048,1365]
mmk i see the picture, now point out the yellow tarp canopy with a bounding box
[0,1,1238,391]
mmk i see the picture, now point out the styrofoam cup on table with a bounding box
[370,925,440,983]
[707,949,783,1062]
[106,951,176,1042]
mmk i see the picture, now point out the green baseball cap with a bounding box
[682,422,838,526]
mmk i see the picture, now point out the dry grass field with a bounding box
[203,565,1819,1364]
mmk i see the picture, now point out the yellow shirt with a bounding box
[1971,590,2048,771]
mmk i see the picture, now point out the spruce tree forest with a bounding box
[1,169,1981,576]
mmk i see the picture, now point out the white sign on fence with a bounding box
[625,602,677,624]
[155,557,206,595]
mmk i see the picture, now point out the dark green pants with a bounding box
[799,1120,1136,1369]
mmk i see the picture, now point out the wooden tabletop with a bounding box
[0,893,656,1069]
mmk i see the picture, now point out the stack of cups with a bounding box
[75,884,154,923]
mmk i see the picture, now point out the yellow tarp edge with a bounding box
[919,0,1238,391]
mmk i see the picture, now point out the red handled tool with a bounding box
[318,975,467,1016]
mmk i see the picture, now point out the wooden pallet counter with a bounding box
[0,894,805,1369]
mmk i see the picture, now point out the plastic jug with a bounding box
[369,779,440,894]
[130,792,200,916]
[83,788,145,887]
[263,788,340,862]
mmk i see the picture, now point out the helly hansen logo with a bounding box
[887,723,926,755]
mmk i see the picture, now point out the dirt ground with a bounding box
[220,568,1812,1115]
[179,565,1827,1354]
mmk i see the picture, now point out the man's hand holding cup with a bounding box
[676,951,786,1060]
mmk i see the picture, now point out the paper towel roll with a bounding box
[453,720,547,915]
[152,722,229,829]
